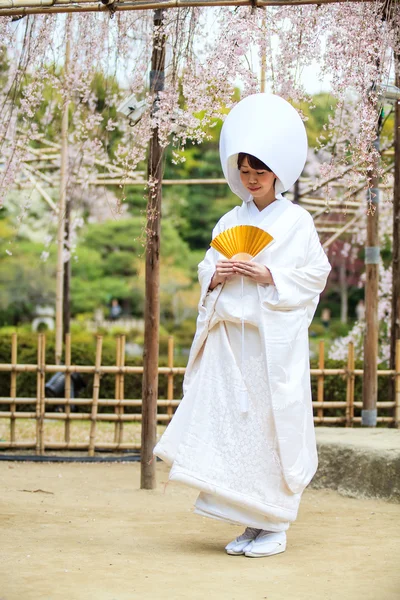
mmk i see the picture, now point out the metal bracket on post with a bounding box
[101,0,117,18]
[361,409,377,427]
[150,71,165,93]
[365,246,380,264]
[367,187,380,205]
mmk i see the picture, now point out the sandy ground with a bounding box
[1,461,399,600]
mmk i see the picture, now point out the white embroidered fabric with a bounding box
[155,319,303,526]
[154,198,331,520]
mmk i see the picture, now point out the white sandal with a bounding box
[244,531,287,558]
[225,527,261,555]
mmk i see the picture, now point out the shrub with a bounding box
[0,331,185,414]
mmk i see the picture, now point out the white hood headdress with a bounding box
[219,93,308,201]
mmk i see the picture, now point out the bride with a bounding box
[154,93,331,558]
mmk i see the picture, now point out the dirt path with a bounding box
[1,461,399,600]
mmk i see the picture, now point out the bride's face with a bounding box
[239,157,276,200]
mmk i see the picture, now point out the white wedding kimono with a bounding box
[154,197,331,531]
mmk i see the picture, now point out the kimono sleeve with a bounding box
[197,221,224,306]
[259,214,331,310]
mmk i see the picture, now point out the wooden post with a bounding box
[317,340,324,421]
[89,336,103,457]
[114,335,125,444]
[141,8,166,490]
[390,56,400,397]
[119,335,125,444]
[35,334,42,455]
[167,336,174,421]
[40,335,46,454]
[339,256,348,324]
[10,333,17,443]
[55,19,71,365]
[362,121,381,427]
[395,339,400,428]
[64,333,71,443]
[35,334,46,455]
[346,342,355,427]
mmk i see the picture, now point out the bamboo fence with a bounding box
[0,333,399,455]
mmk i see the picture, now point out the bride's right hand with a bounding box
[209,260,236,290]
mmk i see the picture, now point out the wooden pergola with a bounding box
[0,0,369,18]
[1,0,399,491]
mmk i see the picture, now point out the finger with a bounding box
[233,260,254,268]
[233,269,254,279]
[233,265,254,274]
[235,267,259,278]
[217,260,234,266]
[217,270,235,277]
[217,266,235,273]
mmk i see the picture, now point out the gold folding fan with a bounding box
[210,225,273,261]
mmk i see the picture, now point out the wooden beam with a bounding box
[0,0,373,17]
[22,169,58,212]
[322,214,359,249]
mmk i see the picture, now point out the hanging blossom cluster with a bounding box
[314,1,395,201]
[0,3,399,213]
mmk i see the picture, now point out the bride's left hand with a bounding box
[232,261,275,285]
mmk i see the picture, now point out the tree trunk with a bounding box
[141,8,166,490]
[55,22,70,365]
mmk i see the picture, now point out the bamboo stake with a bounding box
[0,411,170,421]
[23,163,56,185]
[114,335,121,443]
[322,214,359,249]
[10,333,17,443]
[0,441,142,451]
[317,340,324,420]
[118,335,126,444]
[40,335,46,454]
[22,170,58,212]
[90,178,227,186]
[395,339,400,428]
[345,342,355,427]
[6,363,390,376]
[64,333,71,443]
[0,363,188,375]
[114,336,126,444]
[88,336,103,457]
[1,409,395,424]
[167,336,174,421]
[35,335,42,455]
[1,398,395,409]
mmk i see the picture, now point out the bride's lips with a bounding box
[248,187,261,191]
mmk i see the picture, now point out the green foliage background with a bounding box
[0,87,338,326]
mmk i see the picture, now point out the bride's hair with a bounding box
[237,153,272,172]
